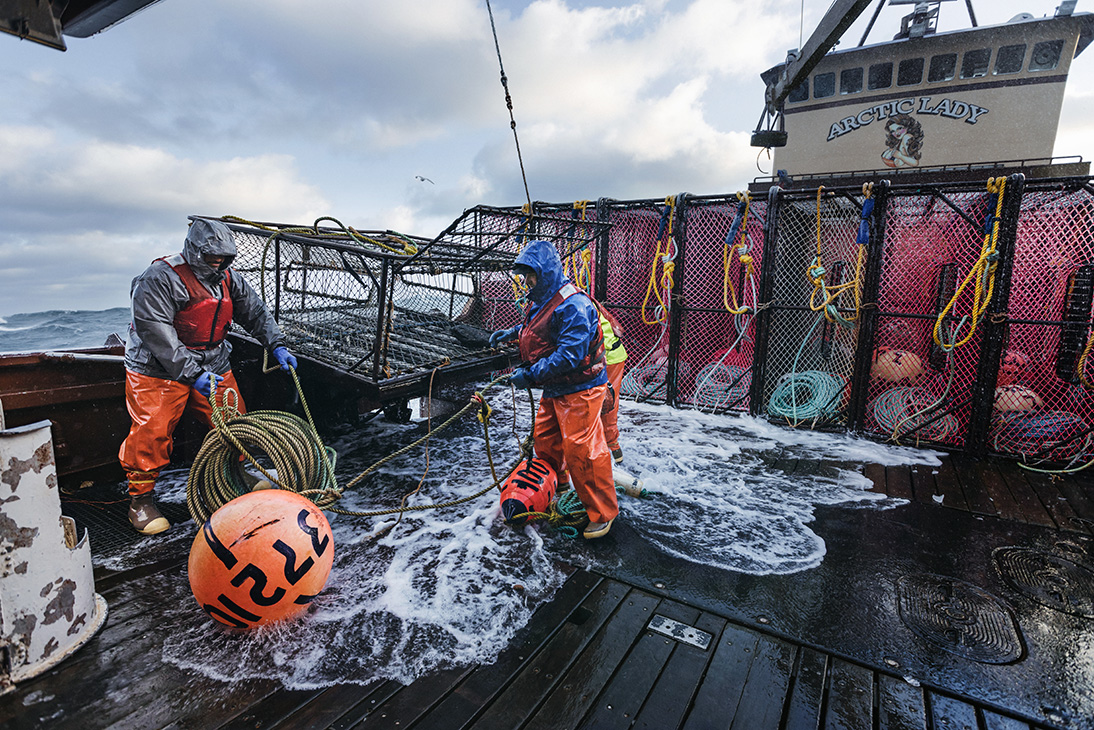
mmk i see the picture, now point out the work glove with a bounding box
[509,367,534,390]
[489,326,520,348]
[193,371,224,399]
[272,346,298,371]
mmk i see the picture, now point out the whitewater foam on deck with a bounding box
[93,388,938,689]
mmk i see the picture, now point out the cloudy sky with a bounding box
[2,0,1093,317]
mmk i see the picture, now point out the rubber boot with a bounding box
[583,518,614,540]
[128,494,170,535]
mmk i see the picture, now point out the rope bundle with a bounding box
[870,386,961,443]
[767,370,846,422]
[692,362,751,411]
[993,411,1091,460]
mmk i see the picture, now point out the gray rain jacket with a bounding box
[124,218,284,385]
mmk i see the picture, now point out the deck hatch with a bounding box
[993,546,1094,618]
[896,573,1023,664]
[647,614,712,650]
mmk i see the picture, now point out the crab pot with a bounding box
[0,421,107,694]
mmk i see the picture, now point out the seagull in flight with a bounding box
[415,176,435,184]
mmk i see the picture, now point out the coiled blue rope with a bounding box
[768,370,846,421]
[870,386,961,442]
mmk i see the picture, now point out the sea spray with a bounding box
[86,386,939,688]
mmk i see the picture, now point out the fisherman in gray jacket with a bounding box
[118,218,297,534]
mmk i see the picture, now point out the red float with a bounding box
[188,490,334,628]
[500,457,558,525]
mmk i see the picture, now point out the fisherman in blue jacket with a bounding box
[490,240,619,538]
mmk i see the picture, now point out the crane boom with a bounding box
[753,0,877,147]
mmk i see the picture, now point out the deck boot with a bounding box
[128,494,171,535]
[583,518,615,540]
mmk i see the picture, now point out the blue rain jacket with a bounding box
[514,240,607,398]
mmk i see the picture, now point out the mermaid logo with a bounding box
[881,113,924,168]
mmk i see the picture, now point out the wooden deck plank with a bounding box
[863,463,887,495]
[981,709,1034,729]
[680,624,761,730]
[919,462,968,512]
[411,570,601,730]
[631,612,728,730]
[884,465,914,502]
[781,647,827,730]
[727,634,795,730]
[1017,466,1092,535]
[927,692,979,730]
[355,666,473,729]
[908,463,938,505]
[822,658,873,730]
[521,588,663,730]
[1054,478,1094,532]
[262,683,385,730]
[326,682,403,730]
[154,687,299,730]
[953,458,1020,520]
[876,673,926,730]
[938,454,993,516]
[577,600,701,730]
[469,579,632,730]
[986,461,1055,528]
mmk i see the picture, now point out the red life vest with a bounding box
[519,283,605,387]
[160,254,233,350]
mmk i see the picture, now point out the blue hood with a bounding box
[513,240,567,306]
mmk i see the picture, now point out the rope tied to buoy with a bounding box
[186,369,523,523]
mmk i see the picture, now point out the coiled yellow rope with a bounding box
[806,185,867,327]
[723,191,754,315]
[642,195,677,325]
[932,177,1007,351]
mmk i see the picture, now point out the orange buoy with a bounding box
[500,457,558,525]
[994,385,1043,413]
[188,490,334,628]
[871,347,924,384]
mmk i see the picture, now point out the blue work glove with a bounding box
[489,326,519,348]
[272,346,298,371]
[193,371,224,399]
[509,367,534,390]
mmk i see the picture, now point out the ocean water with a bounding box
[0,308,130,354]
[9,310,940,689]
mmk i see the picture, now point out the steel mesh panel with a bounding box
[602,202,677,404]
[989,185,1094,461]
[216,208,608,383]
[761,190,865,426]
[862,188,998,448]
[676,197,766,413]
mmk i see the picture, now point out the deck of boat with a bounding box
[4,452,1093,730]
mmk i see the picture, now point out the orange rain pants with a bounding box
[118,369,246,496]
[534,383,618,524]
[601,360,626,452]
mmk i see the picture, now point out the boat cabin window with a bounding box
[840,67,863,94]
[960,48,991,78]
[814,71,836,98]
[897,57,924,86]
[928,53,956,82]
[994,44,1026,75]
[868,62,893,90]
[787,79,809,103]
[1029,39,1064,71]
